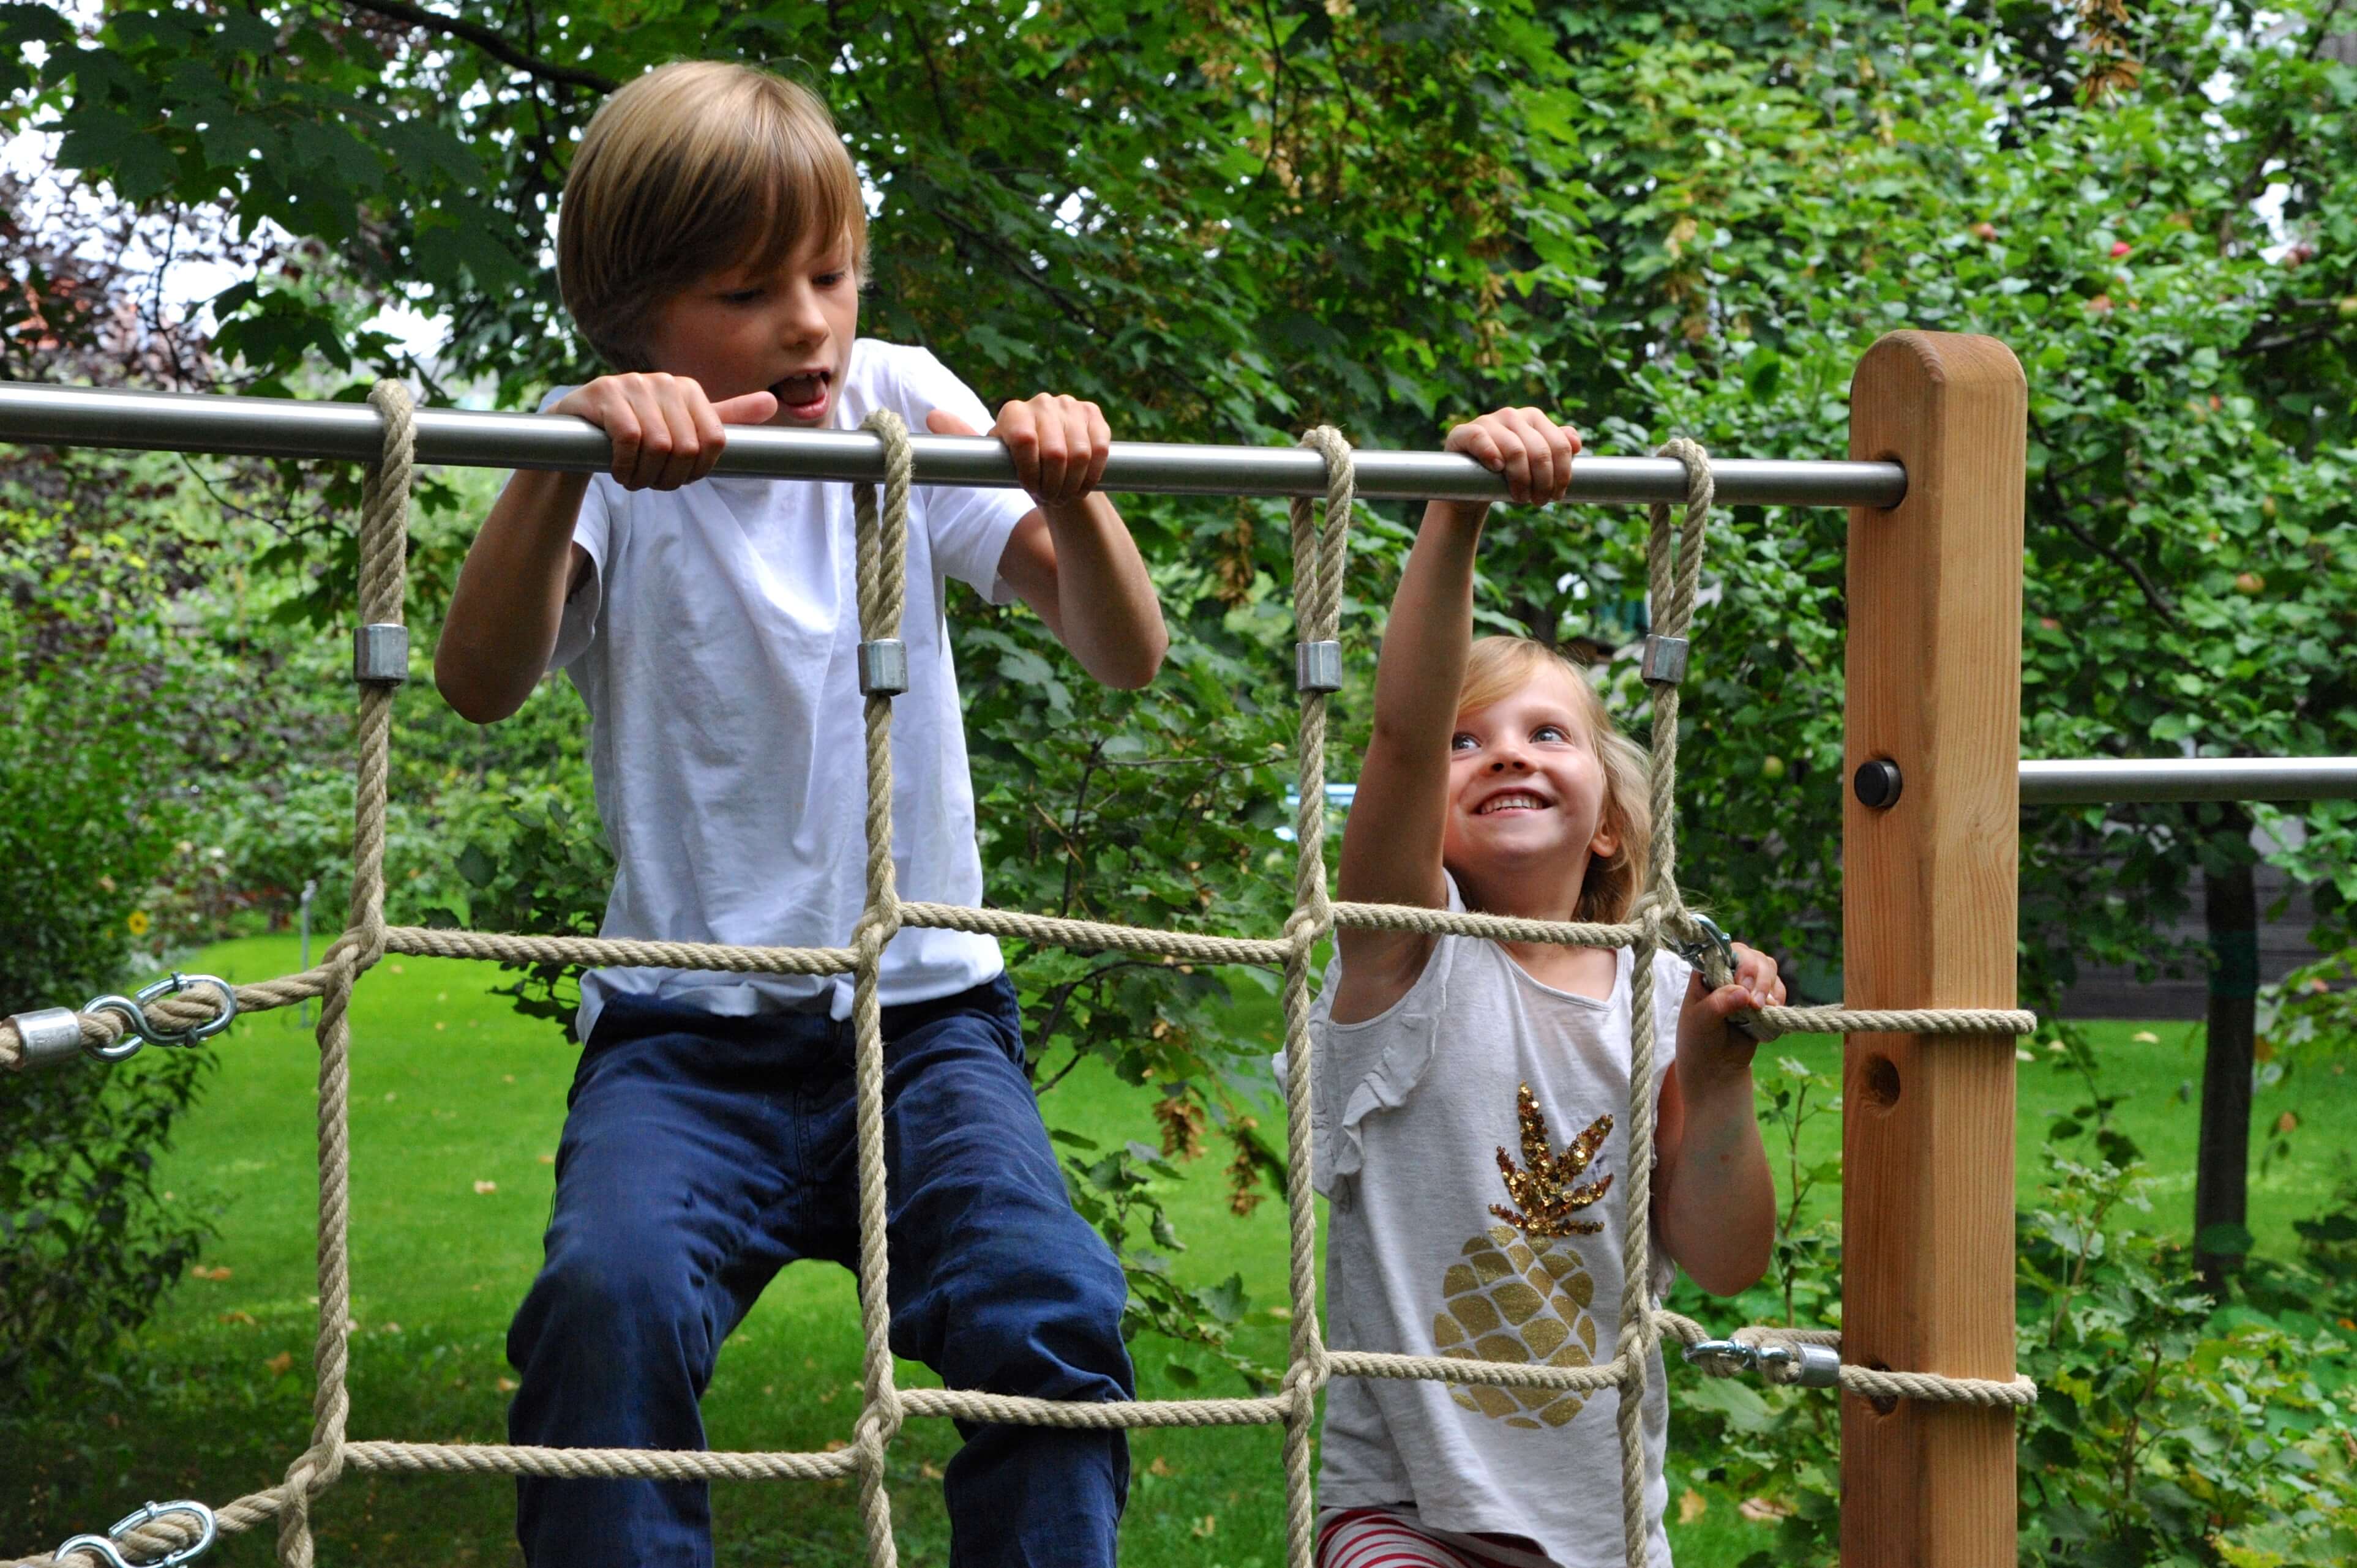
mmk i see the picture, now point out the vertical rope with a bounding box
[275,380,414,1564]
[1278,428,1354,1568]
[1639,438,1712,924]
[1614,437,1714,1568]
[848,410,914,1568]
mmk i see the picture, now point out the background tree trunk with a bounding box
[2193,808,2260,1293]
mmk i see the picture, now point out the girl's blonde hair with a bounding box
[558,61,868,370]
[1456,636,1651,923]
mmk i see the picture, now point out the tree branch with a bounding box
[2230,315,2350,360]
[341,0,616,94]
[2028,417,2179,627]
[2225,0,2354,209]
[2045,502,2179,627]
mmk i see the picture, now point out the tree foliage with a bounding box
[2,0,2353,1387]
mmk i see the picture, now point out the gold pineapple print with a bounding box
[1431,1084,1611,1428]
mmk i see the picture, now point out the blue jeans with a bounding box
[506,976,1133,1567]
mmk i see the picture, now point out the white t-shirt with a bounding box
[543,340,1032,1036]
[1293,876,1686,1568]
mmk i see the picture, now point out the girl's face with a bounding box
[1442,665,1617,891]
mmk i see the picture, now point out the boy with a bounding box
[434,60,1166,1568]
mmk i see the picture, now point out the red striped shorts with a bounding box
[1315,1507,1550,1568]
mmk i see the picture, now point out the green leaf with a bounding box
[1197,1273,1248,1326]
[1677,1373,1776,1433]
[457,843,497,889]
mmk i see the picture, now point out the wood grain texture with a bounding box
[1840,331,2027,1568]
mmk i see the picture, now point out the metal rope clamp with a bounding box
[78,974,239,1065]
[1295,640,1342,694]
[1639,633,1689,685]
[8,1006,87,1070]
[1681,1337,1840,1389]
[53,1498,218,1567]
[857,638,909,697]
[353,623,409,686]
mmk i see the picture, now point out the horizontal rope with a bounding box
[1838,1365,2037,1406]
[1757,1003,2037,1036]
[1655,1311,2037,1406]
[387,925,857,976]
[896,903,1291,965]
[345,1438,863,1482]
[1,968,2038,1076]
[1329,903,1639,947]
[1326,1348,1641,1394]
[897,1388,1291,1428]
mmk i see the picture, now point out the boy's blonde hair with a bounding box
[1456,636,1651,923]
[558,61,868,370]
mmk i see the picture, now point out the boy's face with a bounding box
[641,228,860,427]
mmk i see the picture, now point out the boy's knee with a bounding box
[517,1236,709,1362]
[926,1228,1133,1396]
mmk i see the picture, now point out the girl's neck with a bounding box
[1453,859,1589,926]
[1455,859,1619,999]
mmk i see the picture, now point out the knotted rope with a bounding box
[4,402,2036,1568]
[1276,426,1354,1567]
[849,409,913,1568]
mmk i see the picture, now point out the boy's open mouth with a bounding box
[771,370,831,418]
[1476,792,1550,815]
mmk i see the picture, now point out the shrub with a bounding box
[1665,1059,2357,1568]
[0,655,211,1385]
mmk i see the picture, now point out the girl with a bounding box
[1309,408,1780,1568]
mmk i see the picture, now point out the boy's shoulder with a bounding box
[841,338,970,416]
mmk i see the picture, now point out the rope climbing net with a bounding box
[2,383,2037,1568]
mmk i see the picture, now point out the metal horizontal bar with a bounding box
[2020,758,2357,805]
[0,381,1909,507]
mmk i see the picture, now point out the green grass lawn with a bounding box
[6,933,2351,1564]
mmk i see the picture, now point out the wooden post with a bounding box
[1842,331,2026,1567]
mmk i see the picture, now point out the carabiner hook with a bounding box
[1672,914,1758,1041]
[53,1498,217,1568]
[1672,913,1737,987]
[77,974,238,1065]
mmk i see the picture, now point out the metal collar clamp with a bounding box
[1681,1337,1840,1389]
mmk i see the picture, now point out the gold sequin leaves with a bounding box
[1489,1081,1614,1238]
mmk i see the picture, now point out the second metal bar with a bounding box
[2020,757,2357,805]
[0,381,1909,507]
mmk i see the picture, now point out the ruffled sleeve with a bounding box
[1276,875,1464,1206]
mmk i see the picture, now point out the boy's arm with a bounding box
[1654,950,1780,1296]
[927,399,1166,690]
[1329,409,1575,1020]
[435,375,775,724]
[994,500,1164,690]
[436,470,593,724]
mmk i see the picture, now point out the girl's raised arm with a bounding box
[1328,409,1576,1023]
